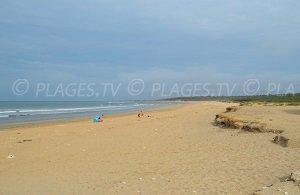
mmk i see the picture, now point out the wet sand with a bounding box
[0,102,300,194]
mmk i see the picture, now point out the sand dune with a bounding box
[216,104,300,148]
[0,102,300,194]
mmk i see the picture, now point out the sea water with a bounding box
[0,101,177,128]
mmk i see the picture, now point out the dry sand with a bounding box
[0,102,300,194]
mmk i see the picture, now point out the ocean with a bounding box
[0,101,178,128]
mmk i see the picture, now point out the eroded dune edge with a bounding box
[214,103,300,194]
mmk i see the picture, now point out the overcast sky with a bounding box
[1,0,300,100]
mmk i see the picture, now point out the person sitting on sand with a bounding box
[138,111,144,117]
[93,114,103,122]
[99,114,104,122]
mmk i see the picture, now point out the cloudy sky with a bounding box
[1,0,300,100]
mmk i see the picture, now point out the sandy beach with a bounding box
[1,102,300,194]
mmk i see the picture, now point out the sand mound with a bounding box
[225,106,240,113]
[214,113,282,133]
[214,105,300,147]
[273,135,290,147]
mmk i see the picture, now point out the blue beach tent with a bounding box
[93,115,100,123]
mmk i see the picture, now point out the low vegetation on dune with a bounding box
[161,93,300,106]
[235,94,300,106]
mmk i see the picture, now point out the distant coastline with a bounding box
[159,93,300,105]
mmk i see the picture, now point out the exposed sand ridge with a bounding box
[214,104,300,148]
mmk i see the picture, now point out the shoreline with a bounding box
[0,101,185,130]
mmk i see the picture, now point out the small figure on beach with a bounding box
[93,114,104,123]
[138,111,144,117]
